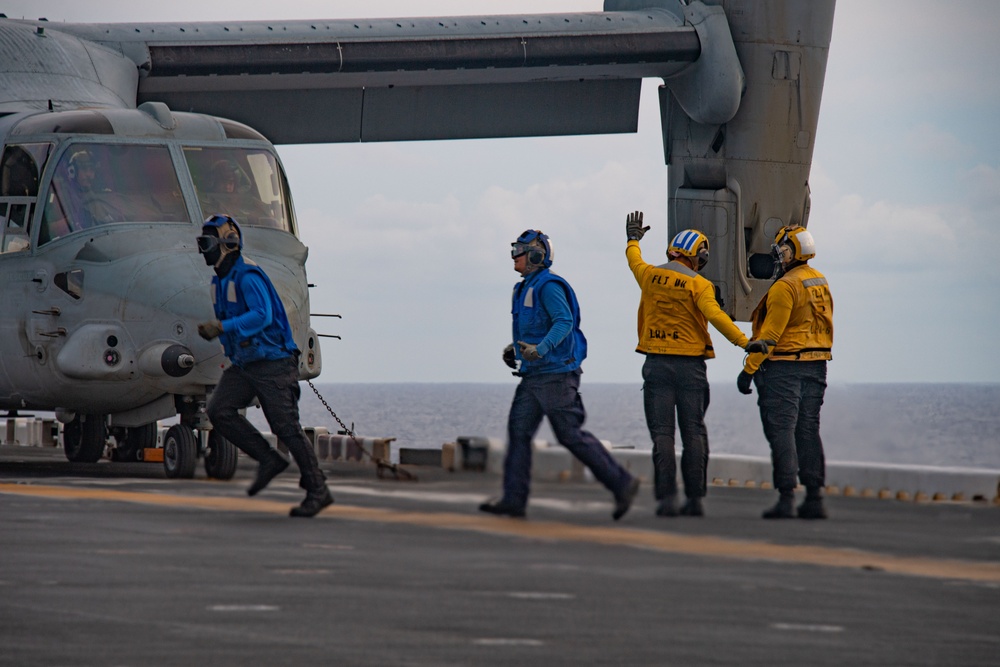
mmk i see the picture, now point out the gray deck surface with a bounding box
[2,445,998,666]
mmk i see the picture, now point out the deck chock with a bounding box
[142,448,164,462]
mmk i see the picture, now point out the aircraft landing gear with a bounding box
[110,422,157,462]
[162,420,239,481]
[63,413,108,463]
[163,423,197,478]
[204,430,238,480]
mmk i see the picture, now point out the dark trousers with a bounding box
[753,360,827,492]
[207,356,326,493]
[503,370,633,506]
[641,354,710,500]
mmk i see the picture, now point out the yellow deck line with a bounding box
[3,482,998,583]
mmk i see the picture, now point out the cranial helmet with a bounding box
[67,150,95,179]
[511,229,553,268]
[668,229,710,270]
[772,225,816,263]
[210,159,242,189]
[199,214,243,251]
[202,213,243,248]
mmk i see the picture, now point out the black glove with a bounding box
[737,370,754,395]
[518,341,542,361]
[744,339,776,354]
[626,210,650,242]
[502,344,517,369]
[197,320,223,341]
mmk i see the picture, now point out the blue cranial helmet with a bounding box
[510,229,553,268]
[200,213,243,250]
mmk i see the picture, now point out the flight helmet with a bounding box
[67,150,95,180]
[511,229,553,268]
[772,225,815,263]
[668,229,710,270]
[197,214,243,261]
[210,159,242,192]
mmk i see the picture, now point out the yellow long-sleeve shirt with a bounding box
[627,240,748,357]
[743,263,834,374]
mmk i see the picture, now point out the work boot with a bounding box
[762,491,796,519]
[656,495,679,517]
[290,486,334,518]
[613,477,641,521]
[478,498,526,518]
[679,497,704,517]
[247,452,289,497]
[798,488,828,519]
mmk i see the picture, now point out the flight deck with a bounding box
[2,444,998,666]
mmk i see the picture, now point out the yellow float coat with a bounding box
[626,240,748,357]
[744,263,834,374]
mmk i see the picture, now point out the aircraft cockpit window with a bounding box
[39,144,189,245]
[0,143,51,253]
[184,147,293,234]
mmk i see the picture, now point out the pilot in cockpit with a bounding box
[200,159,271,225]
[67,149,125,226]
[210,159,242,195]
[68,150,97,193]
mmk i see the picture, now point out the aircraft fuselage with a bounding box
[0,105,321,426]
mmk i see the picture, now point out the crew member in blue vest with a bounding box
[196,214,333,518]
[480,229,640,520]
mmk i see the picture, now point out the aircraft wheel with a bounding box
[163,424,197,479]
[111,423,157,462]
[204,431,239,480]
[63,414,108,463]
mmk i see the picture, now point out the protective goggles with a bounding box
[511,242,532,259]
[196,235,222,254]
[511,229,546,258]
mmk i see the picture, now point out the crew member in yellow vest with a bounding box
[738,225,833,520]
[626,211,769,517]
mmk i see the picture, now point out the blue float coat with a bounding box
[511,267,587,375]
[212,255,298,367]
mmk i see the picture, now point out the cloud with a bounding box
[828,0,1000,107]
[904,123,973,162]
[817,195,956,272]
[967,163,1000,210]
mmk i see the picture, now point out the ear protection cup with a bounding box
[512,229,553,268]
[203,214,244,251]
[696,246,709,271]
[221,232,241,250]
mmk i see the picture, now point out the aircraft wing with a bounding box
[0,1,835,319]
[15,5,741,145]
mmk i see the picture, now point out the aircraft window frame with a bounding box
[0,197,34,253]
[0,142,52,254]
[183,146,295,235]
[11,111,114,136]
[54,269,84,300]
[38,142,190,246]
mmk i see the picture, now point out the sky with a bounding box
[6,1,1000,385]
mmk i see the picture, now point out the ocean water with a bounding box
[254,382,1000,470]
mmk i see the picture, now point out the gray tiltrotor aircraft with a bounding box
[0,1,835,476]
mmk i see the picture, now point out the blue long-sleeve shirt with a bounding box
[221,270,273,339]
[533,280,573,358]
